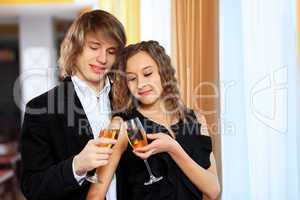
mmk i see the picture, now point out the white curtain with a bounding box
[140,0,171,54]
[220,0,300,199]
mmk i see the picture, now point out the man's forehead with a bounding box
[85,31,118,47]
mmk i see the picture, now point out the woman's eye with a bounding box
[127,76,136,81]
[144,72,152,77]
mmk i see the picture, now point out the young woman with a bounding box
[87,41,220,200]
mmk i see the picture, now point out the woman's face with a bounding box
[126,51,163,107]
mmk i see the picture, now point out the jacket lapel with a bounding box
[61,77,94,155]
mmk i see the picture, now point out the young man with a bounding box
[20,10,126,200]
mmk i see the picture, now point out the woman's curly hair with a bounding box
[111,40,187,120]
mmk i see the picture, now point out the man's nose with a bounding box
[96,49,107,64]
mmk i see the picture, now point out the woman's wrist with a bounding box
[168,140,181,156]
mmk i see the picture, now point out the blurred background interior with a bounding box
[0,0,299,200]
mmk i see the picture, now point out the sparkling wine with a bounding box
[125,117,163,185]
[127,128,148,149]
[99,129,120,148]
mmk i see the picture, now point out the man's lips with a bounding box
[138,90,152,96]
[89,64,106,74]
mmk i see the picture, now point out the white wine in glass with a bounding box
[85,120,120,184]
[126,117,163,186]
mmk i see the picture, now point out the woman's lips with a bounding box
[138,90,152,96]
[89,64,106,74]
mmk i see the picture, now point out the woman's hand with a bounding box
[133,133,179,160]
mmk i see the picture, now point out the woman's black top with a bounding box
[116,109,212,200]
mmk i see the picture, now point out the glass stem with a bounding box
[144,159,155,177]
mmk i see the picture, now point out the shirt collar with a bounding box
[71,75,111,98]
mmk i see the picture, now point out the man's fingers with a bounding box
[95,153,110,160]
[93,138,117,145]
[94,147,113,154]
[94,160,109,167]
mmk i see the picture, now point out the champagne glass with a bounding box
[85,119,121,183]
[126,117,163,185]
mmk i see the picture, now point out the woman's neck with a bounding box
[138,99,164,116]
[138,100,176,127]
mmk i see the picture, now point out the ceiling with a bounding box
[0,3,90,23]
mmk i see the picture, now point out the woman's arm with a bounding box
[86,118,128,200]
[168,138,220,200]
[134,112,220,200]
[169,112,220,199]
[86,148,123,200]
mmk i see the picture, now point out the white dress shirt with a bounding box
[71,75,117,200]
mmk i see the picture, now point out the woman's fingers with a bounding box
[135,142,156,152]
[133,149,156,160]
[147,133,161,140]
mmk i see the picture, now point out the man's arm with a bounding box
[20,99,116,200]
[20,100,80,200]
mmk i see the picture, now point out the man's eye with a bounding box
[90,46,98,50]
[108,49,117,55]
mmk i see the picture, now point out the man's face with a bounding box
[75,31,118,89]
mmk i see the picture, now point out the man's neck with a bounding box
[88,79,105,93]
[75,75,106,93]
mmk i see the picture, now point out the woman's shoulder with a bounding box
[183,108,210,137]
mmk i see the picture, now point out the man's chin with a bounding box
[90,73,107,81]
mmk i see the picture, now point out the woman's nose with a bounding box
[137,77,147,90]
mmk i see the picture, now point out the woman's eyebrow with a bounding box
[143,66,153,70]
[126,72,136,75]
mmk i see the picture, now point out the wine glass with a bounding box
[85,119,121,183]
[125,117,163,185]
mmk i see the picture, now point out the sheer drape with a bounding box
[220,0,300,199]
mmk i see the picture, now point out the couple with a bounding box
[20,10,220,200]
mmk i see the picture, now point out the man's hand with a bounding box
[73,137,117,176]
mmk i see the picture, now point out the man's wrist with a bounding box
[73,155,86,176]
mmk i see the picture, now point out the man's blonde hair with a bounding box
[58,10,126,77]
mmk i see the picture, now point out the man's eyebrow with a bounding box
[87,40,118,49]
[108,46,117,50]
[87,40,101,45]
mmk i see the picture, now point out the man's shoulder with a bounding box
[26,81,70,108]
